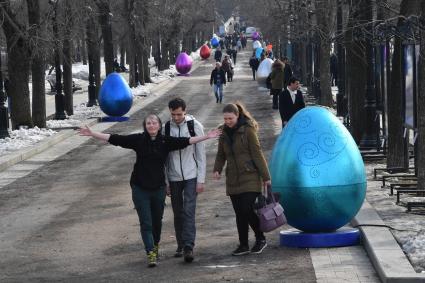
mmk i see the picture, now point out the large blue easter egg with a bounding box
[211,37,219,48]
[99,73,133,117]
[270,107,366,232]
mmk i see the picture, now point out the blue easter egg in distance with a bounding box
[99,73,133,117]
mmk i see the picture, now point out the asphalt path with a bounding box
[0,48,316,282]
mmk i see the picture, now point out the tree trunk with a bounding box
[63,0,73,115]
[97,0,114,75]
[119,42,125,67]
[3,9,32,129]
[318,40,332,106]
[316,0,333,107]
[142,37,152,83]
[417,0,425,189]
[160,37,170,70]
[82,32,87,65]
[27,0,46,128]
[345,4,366,143]
[387,0,421,168]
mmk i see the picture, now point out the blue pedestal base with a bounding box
[99,116,129,122]
[280,228,360,248]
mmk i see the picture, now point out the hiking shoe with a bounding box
[184,247,194,263]
[174,247,183,258]
[231,245,250,256]
[251,240,267,254]
[147,251,157,267]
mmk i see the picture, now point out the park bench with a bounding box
[381,174,416,188]
[390,183,417,196]
[396,189,425,204]
[373,166,415,179]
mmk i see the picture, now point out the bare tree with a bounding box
[416,1,425,189]
[1,1,33,128]
[28,0,46,128]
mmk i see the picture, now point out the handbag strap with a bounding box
[263,184,277,203]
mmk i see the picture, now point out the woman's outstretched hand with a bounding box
[78,125,93,137]
[207,128,222,139]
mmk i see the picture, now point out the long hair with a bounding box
[222,102,258,130]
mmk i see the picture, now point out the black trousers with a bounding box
[270,88,281,109]
[230,192,265,247]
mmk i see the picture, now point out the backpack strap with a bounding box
[165,120,195,137]
[165,121,171,136]
[187,119,196,137]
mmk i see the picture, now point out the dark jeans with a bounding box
[230,192,265,247]
[270,88,281,109]
[170,178,197,250]
[251,68,256,80]
[131,183,166,253]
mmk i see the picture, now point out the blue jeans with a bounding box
[169,178,197,250]
[213,84,223,102]
[131,184,166,253]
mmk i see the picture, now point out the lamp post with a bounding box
[0,51,9,138]
[52,2,66,120]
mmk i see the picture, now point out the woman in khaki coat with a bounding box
[213,103,271,256]
[270,59,285,109]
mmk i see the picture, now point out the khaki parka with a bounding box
[270,60,285,90]
[213,119,271,196]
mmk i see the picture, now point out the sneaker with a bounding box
[251,240,267,254]
[174,247,183,258]
[232,245,250,256]
[153,244,159,259]
[147,251,157,267]
[183,247,194,263]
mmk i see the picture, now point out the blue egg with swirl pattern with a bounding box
[270,106,366,232]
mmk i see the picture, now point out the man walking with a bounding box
[279,77,305,127]
[210,62,226,103]
[165,98,206,263]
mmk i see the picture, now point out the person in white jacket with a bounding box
[165,98,206,263]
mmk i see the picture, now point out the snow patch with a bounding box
[0,127,56,156]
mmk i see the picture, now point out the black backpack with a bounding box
[165,119,196,137]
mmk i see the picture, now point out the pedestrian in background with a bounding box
[210,62,226,103]
[270,59,285,110]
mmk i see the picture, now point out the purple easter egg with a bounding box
[176,52,193,74]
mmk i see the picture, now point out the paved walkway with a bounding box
[0,47,381,282]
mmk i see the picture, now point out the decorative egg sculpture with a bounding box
[253,40,262,50]
[200,44,211,59]
[270,107,366,232]
[175,52,193,75]
[255,47,264,59]
[211,37,219,48]
[252,31,260,41]
[256,58,273,86]
[99,73,133,117]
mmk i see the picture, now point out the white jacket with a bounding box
[165,115,206,183]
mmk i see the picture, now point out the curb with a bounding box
[0,58,204,173]
[0,118,98,173]
[352,201,425,282]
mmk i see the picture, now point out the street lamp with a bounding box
[0,50,9,138]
